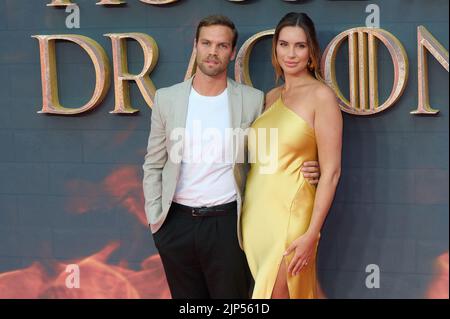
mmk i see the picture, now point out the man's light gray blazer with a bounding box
[142,77,264,249]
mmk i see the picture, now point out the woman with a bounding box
[242,12,342,299]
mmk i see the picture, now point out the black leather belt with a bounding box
[171,201,237,217]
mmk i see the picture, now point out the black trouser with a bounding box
[152,202,252,299]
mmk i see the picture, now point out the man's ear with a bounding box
[230,47,237,61]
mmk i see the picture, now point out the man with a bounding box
[143,15,320,299]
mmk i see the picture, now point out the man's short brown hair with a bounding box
[195,15,238,49]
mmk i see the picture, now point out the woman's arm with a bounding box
[285,84,342,276]
[304,85,342,238]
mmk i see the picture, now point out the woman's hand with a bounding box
[301,161,320,185]
[284,232,320,276]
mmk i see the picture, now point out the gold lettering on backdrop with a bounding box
[105,33,159,112]
[47,0,301,6]
[321,27,409,115]
[96,0,126,5]
[47,0,74,6]
[48,0,178,5]
[411,26,449,115]
[184,44,197,81]
[32,35,111,115]
[48,0,126,6]
[33,27,449,116]
[235,30,275,86]
[139,0,178,4]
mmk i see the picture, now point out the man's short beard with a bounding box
[197,61,227,77]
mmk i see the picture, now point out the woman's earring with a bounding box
[307,59,314,71]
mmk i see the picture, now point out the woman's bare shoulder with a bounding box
[310,81,339,110]
[310,82,342,130]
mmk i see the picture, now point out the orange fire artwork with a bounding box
[0,242,170,299]
[426,252,449,299]
[0,165,170,299]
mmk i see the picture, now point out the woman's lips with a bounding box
[284,61,298,67]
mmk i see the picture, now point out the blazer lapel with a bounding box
[227,78,242,130]
[227,78,243,172]
[173,76,194,131]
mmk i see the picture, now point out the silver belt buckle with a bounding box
[191,207,206,217]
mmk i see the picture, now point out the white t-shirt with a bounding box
[173,87,237,207]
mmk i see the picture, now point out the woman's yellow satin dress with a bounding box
[242,96,320,299]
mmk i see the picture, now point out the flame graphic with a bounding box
[0,160,171,299]
[66,166,147,226]
[426,252,449,299]
[0,242,170,299]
